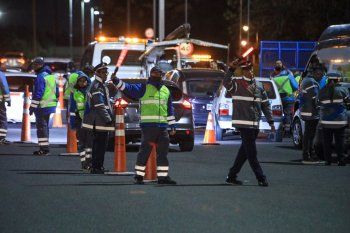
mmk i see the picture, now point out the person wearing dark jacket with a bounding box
[69,71,92,170]
[299,63,327,163]
[0,70,11,145]
[112,66,177,185]
[29,57,58,155]
[318,74,349,166]
[82,63,114,174]
[224,59,275,187]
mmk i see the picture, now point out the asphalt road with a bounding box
[1,127,350,233]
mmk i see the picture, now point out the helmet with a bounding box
[31,57,45,71]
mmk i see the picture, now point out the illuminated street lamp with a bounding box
[241,40,247,47]
[243,25,249,32]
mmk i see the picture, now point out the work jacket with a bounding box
[82,75,114,132]
[318,83,349,128]
[224,69,274,129]
[0,71,10,104]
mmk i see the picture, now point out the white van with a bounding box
[80,37,148,78]
[212,77,284,141]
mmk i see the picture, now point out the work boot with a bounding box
[258,179,269,187]
[225,176,243,185]
[157,176,177,185]
[134,175,144,185]
[33,150,50,156]
[0,138,11,145]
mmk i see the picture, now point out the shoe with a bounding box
[157,176,177,185]
[258,179,269,187]
[90,168,104,174]
[134,175,144,185]
[0,138,10,145]
[33,150,50,156]
[225,176,243,185]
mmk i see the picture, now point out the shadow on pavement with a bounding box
[260,160,326,166]
[275,145,299,150]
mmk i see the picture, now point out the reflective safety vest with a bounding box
[273,75,293,96]
[140,84,170,124]
[64,73,79,100]
[73,90,86,119]
[295,75,301,84]
[40,74,57,108]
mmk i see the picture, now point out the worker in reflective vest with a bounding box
[29,57,58,156]
[224,59,274,187]
[112,66,177,185]
[69,71,92,170]
[0,70,11,145]
[299,63,327,163]
[271,60,298,133]
[318,74,349,166]
[82,63,114,174]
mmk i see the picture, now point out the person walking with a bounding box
[0,70,11,145]
[82,63,114,174]
[111,66,177,185]
[29,57,58,155]
[318,74,349,166]
[224,59,275,187]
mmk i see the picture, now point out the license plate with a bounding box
[206,104,212,110]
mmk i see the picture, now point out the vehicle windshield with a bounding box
[317,47,350,82]
[186,79,222,98]
[101,50,143,66]
[6,75,34,92]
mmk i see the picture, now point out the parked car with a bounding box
[108,78,195,152]
[4,71,36,123]
[0,52,27,71]
[211,77,284,140]
[291,24,350,154]
[164,69,225,127]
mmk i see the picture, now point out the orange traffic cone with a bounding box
[58,75,65,109]
[106,106,134,175]
[202,112,220,145]
[144,143,157,181]
[59,124,79,156]
[20,85,31,142]
[52,101,63,128]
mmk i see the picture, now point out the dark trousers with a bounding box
[302,119,319,158]
[0,102,7,139]
[282,101,294,128]
[35,112,51,151]
[136,127,170,177]
[77,126,93,164]
[91,130,109,169]
[322,127,345,163]
[228,128,265,181]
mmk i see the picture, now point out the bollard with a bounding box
[202,112,220,145]
[20,85,31,142]
[144,143,157,181]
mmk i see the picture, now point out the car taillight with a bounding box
[115,98,128,108]
[272,105,282,116]
[219,103,229,116]
[182,99,192,109]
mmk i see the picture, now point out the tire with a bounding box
[292,118,303,149]
[179,140,194,152]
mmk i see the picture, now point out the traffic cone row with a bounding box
[20,85,31,142]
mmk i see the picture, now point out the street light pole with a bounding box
[159,0,165,41]
[32,0,37,57]
[127,0,130,35]
[81,1,85,50]
[153,0,157,39]
[91,7,94,41]
[185,0,188,24]
[239,0,242,54]
[69,0,73,59]
[247,0,250,45]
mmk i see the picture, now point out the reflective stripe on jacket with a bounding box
[319,84,349,128]
[299,76,320,120]
[82,76,114,132]
[223,69,273,129]
[140,84,170,124]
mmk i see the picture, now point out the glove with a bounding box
[6,101,11,107]
[29,106,34,115]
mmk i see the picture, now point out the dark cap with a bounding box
[93,62,108,72]
[150,66,164,75]
[32,57,45,66]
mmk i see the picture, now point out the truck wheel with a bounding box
[179,140,194,152]
[292,118,303,149]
